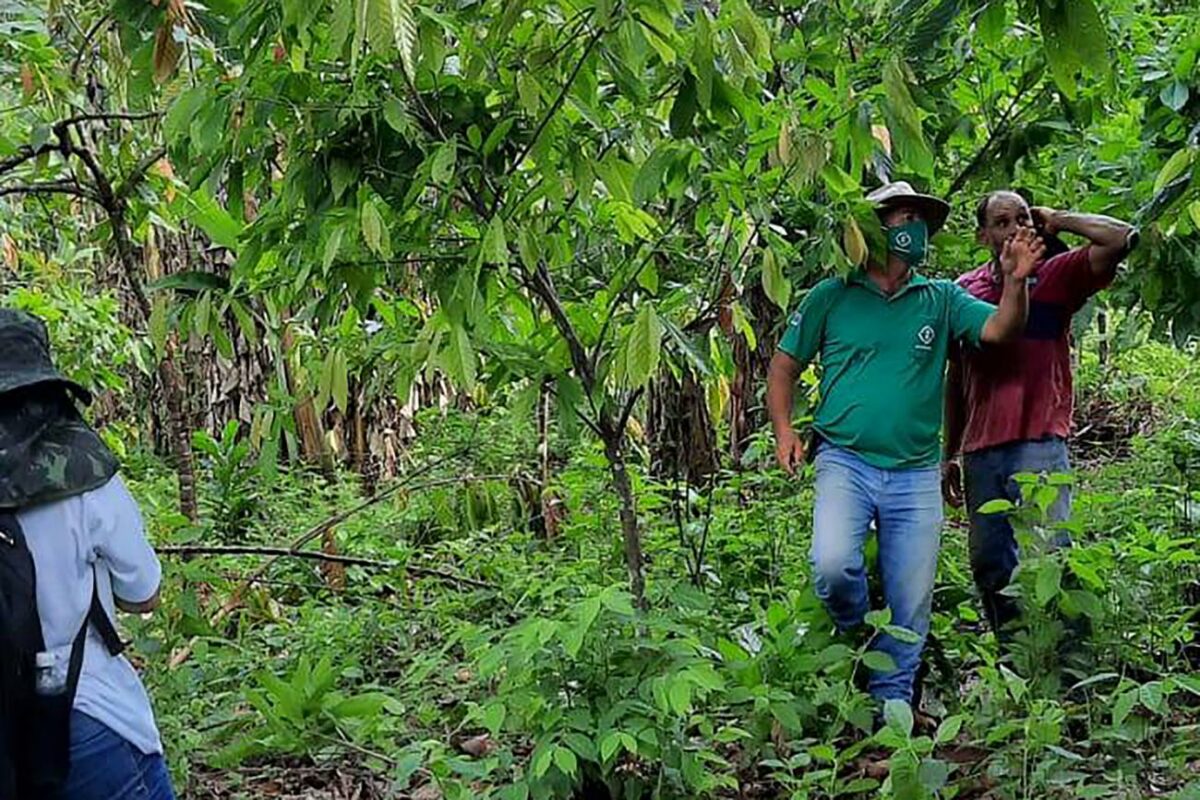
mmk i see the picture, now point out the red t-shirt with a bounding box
[953,247,1111,454]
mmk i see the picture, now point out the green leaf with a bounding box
[391,0,418,78]
[383,97,413,138]
[668,678,692,716]
[1154,149,1194,195]
[883,624,923,645]
[1140,681,1166,714]
[864,608,892,628]
[331,348,349,413]
[329,693,386,719]
[1112,688,1138,726]
[147,271,230,294]
[444,324,477,391]
[669,71,698,138]
[431,141,457,185]
[484,118,515,156]
[977,498,1014,515]
[560,596,602,658]
[625,304,664,386]
[1035,560,1063,607]
[761,247,790,310]
[186,190,242,251]
[977,0,1007,45]
[600,731,622,761]
[918,758,950,792]
[361,201,385,255]
[482,216,509,266]
[935,715,964,744]
[366,0,394,55]
[863,650,897,673]
[553,745,578,777]
[1160,81,1189,112]
[769,701,802,732]
[692,10,714,109]
[481,702,506,736]
[324,226,345,270]
[883,698,914,737]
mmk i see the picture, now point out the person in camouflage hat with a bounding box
[1,308,175,800]
[0,309,119,509]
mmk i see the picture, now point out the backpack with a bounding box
[0,512,125,800]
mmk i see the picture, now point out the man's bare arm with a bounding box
[767,351,807,474]
[1034,207,1138,277]
[116,589,160,614]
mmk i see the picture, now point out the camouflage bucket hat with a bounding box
[0,309,117,510]
[0,308,92,404]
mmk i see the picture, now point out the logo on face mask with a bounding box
[887,221,928,267]
[916,324,935,350]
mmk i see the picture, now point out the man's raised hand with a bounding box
[999,226,1045,281]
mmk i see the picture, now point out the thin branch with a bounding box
[0,143,62,177]
[70,13,112,79]
[59,110,162,127]
[946,85,1052,198]
[0,180,98,202]
[115,147,168,203]
[158,546,494,589]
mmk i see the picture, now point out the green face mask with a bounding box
[886,220,929,267]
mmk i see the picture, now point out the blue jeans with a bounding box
[810,445,943,702]
[63,712,176,800]
[963,437,1072,635]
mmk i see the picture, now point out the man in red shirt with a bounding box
[943,190,1138,636]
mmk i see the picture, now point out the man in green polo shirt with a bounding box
[765,181,1043,704]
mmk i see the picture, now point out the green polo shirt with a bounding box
[778,271,996,469]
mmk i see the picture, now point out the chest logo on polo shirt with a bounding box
[916,324,935,350]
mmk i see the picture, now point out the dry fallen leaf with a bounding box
[459,734,496,758]
[412,783,442,800]
[454,668,473,683]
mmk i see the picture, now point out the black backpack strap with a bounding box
[64,567,127,697]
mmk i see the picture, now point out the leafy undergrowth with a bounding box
[118,349,1200,800]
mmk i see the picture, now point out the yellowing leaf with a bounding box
[391,0,418,78]
[843,217,867,266]
[361,201,384,255]
[153,23,182,84]
[871,124,892,156]
[761,247,790,310]
[777,120,793,165]
[1154,148,1193,195]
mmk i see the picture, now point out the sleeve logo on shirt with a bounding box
[915,324,936,350]
[788,310,803,328]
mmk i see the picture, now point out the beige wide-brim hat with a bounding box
[866,181,951,235]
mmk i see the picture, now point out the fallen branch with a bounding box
[168,441,481,669]
[159,545,495,589]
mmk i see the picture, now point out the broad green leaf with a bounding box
[481,702,506,736]
[1140,681,1166,714]
[1112,688,1138,726]
[1189,200,1200,230]
[383,97,413,137]
[977,498,1014,514]
[324,226,345,270]
[977,0,1007,45]
[883,698,914,737]
[331,349,349,413]
[1035,560,1063,607]
[553,745,577,777]
[668,678,691,716]
[600,731,622,761]
[935,715,964,744]
[761,247,790,310]
[1154,149,1193,195]
[432,141,457,185]
[883,624,923,645]
[444,324,477,391]
[391,0,418,78]
[366,0,394,55]
[625,304,664,386]
[482,216,509,266]
[187,191,242,251]
[361,201,385,255]
[1160,81,1189,112]
[918,758,950,792]
[769,701,802,732]
[329,693,386,719]
[862,650,897,673]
